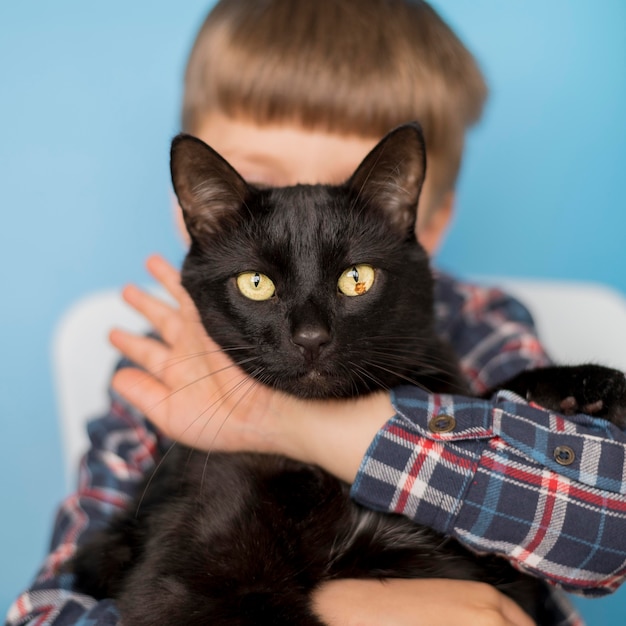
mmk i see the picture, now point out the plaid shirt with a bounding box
[10,271,620,626]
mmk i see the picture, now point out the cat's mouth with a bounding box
[303,368,324,380]
[273,365,356,399]
[292,368,334,397]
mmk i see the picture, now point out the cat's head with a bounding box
[171,123,446,399]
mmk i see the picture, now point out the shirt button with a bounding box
[554,445,576,466]
[428,414,456,433]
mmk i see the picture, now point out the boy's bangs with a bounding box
[185,0,484,135]
[208,50,433,138]
[188,32,468,146]
[182,0,487,197]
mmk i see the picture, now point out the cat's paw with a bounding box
[500,364,626,428]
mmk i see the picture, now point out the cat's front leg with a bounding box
[495,364,626,428]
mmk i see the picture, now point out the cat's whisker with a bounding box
[134,362,263,516]
[366,349,461,377]
[365,353,466,390]
[364,336,449,349]
[190,369,261,452]
[347,360,390,392]
[339,361,368,396]
[146,345,256,377]
[139,355,262,417]
[359,358,439,394]
[339,361,367,397]
[134,440,179,518]
[198,369,265,492]
[113,351,259,404]
[364,342,466,372]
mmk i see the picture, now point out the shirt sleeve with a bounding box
[6,372,163,626]
[351,387,626,596]
[433,274,552,392]
[352,278,626,599]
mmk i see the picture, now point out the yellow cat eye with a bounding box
[337,264,376,297]
[236,272,276,301]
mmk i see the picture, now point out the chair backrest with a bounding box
[53,289,155,489]
[52,279,626,490]
[486,278,626,371]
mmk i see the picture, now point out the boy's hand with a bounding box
[110,254,284,455]
[312,579,535,626]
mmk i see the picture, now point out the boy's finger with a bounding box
[111,368,171,433]
[145,254,187,303]
[121,284,182,345]
[112,367,230,447]
[110,329,172,378]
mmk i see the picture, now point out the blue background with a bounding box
[1,1,625,622]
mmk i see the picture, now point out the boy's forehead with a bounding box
[178,112,447,252]
[195,112,379,187]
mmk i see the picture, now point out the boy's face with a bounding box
[180,112,452,254]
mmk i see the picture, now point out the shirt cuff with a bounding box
[350,385,489,534]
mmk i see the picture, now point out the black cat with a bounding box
[70,123,626,625]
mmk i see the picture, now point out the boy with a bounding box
[8,1,626,624]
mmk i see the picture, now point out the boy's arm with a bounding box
[6,380,161,626]
[352,276,626,596]
[351,385,626,596]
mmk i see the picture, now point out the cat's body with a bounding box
[75,448,548,625]
[71,124,626,625]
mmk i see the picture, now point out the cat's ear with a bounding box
[346,122,426,237]
[170,134,249,240]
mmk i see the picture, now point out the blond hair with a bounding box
[183,0,487,207]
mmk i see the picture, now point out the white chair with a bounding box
[484,278,626,370]
[52,279,626,490]
[53,287,168,490]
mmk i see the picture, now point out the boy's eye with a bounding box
[236,272,276,301]
[337,264,376,296]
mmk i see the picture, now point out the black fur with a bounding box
[70,123,626,625]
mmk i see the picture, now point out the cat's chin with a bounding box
[272,369,370,400]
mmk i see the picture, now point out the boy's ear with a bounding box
[170,134,248,240]
[346,122,426,237]
[417,190,455,255]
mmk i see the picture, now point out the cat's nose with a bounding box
[291,325,331,361]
